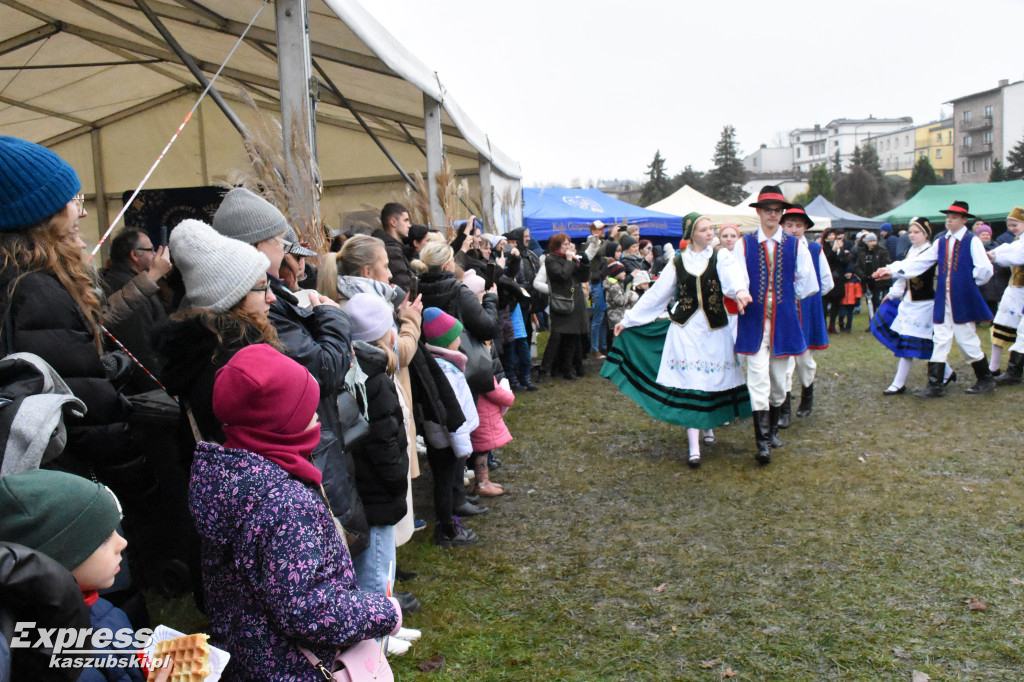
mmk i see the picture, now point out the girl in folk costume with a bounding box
[870,217,956,394]
[602,213,753,468]
[988,207,1024,384]
[778,205,833,426]
[873,201,995,396]
[716,223,743,343]
[987,207,1024,380]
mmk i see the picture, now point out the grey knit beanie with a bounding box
[213,187,289,245]
[346,292,395,343]
[170,219,270,312]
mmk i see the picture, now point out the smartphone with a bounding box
[408,275,418,301]
[160,225,168,247]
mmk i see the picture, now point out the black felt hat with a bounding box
[939,201,974,219]
[749,185,792,209]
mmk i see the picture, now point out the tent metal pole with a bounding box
[423,94,446,230]
[132,0,248,137]
[274,0,319,225]
[313,60,415,189]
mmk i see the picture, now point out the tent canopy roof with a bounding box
[647,185,761,229]
[0,0,520,179]
[874,181,1024,224]
[805,195,883,230]
[522,187,682,240]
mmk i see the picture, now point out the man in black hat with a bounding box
[873,200,995,396]
[733,186,820,464]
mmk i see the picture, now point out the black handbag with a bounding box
[458,330,494,396]
[336,349,370,450]
[549,287,575,316]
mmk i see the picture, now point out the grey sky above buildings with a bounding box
[373,0,1024,186]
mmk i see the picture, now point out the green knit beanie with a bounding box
[0,469,122,572]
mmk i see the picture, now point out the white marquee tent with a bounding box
[0,0,522,247]
[648,185,761,229]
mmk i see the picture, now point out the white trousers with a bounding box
[1010,314,1024,354]
[930,304,984,364]
[745,321,791,411]
[783,350,817,393]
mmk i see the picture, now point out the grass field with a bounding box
[151,314,1024,681]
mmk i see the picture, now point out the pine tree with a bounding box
[831,150,842,180]
[671,165,707,195]
[1006,136,1024,180]
[989,159,1008,182]
[806,164,833,203]
[705,125,747,205]
[858,145,883,179]
[639,150,671,206]
[908,156,939,197]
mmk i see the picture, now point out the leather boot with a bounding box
[796,383,814,418]
[995,351,1024,385]
[752,410,771,464]
[914,362,945,398]
[753,409,770,462]
[777,393,792,429]
[965,357,996,394]
[767,404,784,449]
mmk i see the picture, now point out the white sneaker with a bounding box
[394,627,421,642]
[386,637,411,655]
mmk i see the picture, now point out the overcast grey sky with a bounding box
[371,0,1024,186]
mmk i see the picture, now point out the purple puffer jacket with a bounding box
[189,442,399,682]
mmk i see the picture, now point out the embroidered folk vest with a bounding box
[668,249,728,330]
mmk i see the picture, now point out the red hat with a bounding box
[749,185,792,209]
[781,204,814,228]
[939,201,974,219]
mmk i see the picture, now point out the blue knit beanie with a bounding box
[0,136,81,232]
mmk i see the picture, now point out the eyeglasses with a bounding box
[250,282,271,296]
[134,246,155,253]
[761,207,785,215]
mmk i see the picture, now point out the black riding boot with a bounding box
[965,357,996,394]
[777,393,792,429]
[995,351,1024,385]
[752,410,772,464]
[767,403,784,449]
[796,383,814,418]
[914,362,945,398]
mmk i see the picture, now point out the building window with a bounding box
[936,148,942,159]
[964,135,972,148]
[906,135,910,146]
[985,157,991,170]
[985,105,993,117]
[964,110,972,122]
[963,160,967,173]
[972,159,978,173]
[984,132,992,144]
[796,147,801,158]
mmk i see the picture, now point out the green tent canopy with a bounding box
[875,180,1024,225]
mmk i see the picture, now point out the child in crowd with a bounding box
[0,469,144,682]
[630,269,653,297]
[421,308,481,547]
[342,294,409,601]
[604,260,637,328]
[189,344,401,681]
[469,373,515,497]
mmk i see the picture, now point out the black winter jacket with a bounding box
[0,543,90,682]
[417,270,500,343]
[350,342,408,526]
[0,270,138,492]
[373,229,413,293]
[100,262,168,393]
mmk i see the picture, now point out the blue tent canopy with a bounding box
[805,195,885,230]
[522,187,682,241]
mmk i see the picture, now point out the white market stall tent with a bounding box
[648,185,760,229]
[0,0,522,247]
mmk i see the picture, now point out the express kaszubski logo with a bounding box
[10,622,158,670]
